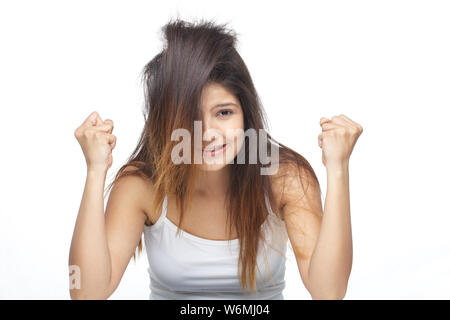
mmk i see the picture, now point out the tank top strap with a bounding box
[161,194,168,218]
[148,194,168,230]
[264,192,277,217]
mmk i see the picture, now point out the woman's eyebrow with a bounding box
[211,102,239,110]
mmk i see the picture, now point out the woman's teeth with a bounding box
[205,144,226,156]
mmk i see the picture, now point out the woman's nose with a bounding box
[202,116,216,134]
[202,117,223,142]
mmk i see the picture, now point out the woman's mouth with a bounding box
[203,144,227,157]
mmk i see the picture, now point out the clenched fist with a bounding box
[318,114,363,169]
[74,111,116,172]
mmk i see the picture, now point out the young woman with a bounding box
[69,18,363,300]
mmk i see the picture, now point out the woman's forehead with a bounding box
[200,83,239,109]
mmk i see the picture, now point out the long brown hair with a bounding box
[105,18,322,294]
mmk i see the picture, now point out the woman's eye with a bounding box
[217,110,233,117]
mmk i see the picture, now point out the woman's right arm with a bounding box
[69,167,149,299]
[69,112,149,299]
[69,168,111,299]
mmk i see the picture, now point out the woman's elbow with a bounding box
[69,288,112,300]
[310,286,347,300]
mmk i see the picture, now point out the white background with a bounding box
[1,0,449,299]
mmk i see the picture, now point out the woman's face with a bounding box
[197,82,245,171]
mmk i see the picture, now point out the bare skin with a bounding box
[69,82,362,299]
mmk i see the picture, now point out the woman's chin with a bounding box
[198,162,228,171]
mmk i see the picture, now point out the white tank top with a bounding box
[143,193,288,299]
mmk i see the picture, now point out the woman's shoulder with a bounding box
[268,161,293,218]
[119,165,154,190]
[118,165,156,225]
[269,159,317,216]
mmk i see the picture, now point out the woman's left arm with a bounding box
[281,114,363,300]
[307,161,352,299]
[309,114,363,299]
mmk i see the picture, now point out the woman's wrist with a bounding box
[87,166,108,178]
[326,161,349,176]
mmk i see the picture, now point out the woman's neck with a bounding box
[193,166,230,198]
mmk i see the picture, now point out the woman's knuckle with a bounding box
[83,129,92,137]
[95,131,103,138]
